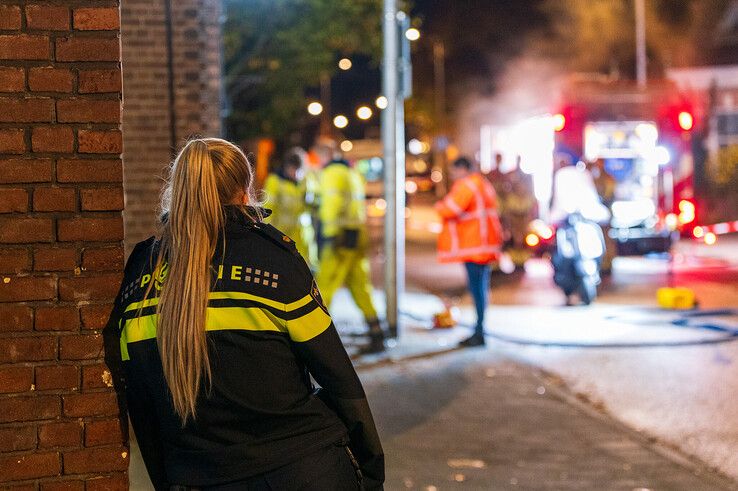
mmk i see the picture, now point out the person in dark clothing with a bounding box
[103,138,384,490]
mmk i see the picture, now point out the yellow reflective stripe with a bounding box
[286,306,331,342]
[121,308,288,345]
[209,291,285,310]
[124,297,159,313]
[285,294,312,311]
[124,314,158,344]
[206,307,286,334]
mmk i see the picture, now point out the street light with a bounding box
[338,58,352,70]
[307,101,323,116]
[375,96,388,109]
[405,27,420,41]
[357,106,373,120]
[333,115,348,128]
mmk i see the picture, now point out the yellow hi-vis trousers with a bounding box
[316,246,378,322]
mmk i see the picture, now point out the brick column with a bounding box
[0,2,128,489]
[121,0,223,252]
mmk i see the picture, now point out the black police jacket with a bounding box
[103,205,384,490]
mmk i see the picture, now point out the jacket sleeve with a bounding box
[435,180,473,219]
[284,256,384,490]
[103,243,169,491]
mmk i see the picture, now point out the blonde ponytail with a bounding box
[150,138,258,424]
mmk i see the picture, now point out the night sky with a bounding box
[328,0,547,140]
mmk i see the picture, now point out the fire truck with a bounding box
[546,75,698,255]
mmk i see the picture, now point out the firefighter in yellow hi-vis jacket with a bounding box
[316,156,385,353]
[263,148,317,266]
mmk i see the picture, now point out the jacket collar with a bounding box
[160,205,270,227]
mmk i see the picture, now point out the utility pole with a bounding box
[382,0,403,339]
[635,0,647,88]
[319,73,331,136]
[433,41,447,196]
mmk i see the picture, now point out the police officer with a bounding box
[316,148,385,354]
[104,138,384,490]
[263,147,317,266]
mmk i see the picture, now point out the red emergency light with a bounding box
[678,111,693,131]
[552,113,566,132]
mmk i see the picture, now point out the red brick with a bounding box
[34,247,78,271]
[0,66,24,92]
[82,247,123,272]
[31,126,74,153]
[77,130,122,154]
[0,451,60,481]
[57,98,120,124]
[84,474,127,491]
[78,69,120,94]
[0,158,53,183]
[0,395,60,423]
[33,187,76,212]
[55,37,119,62]
[59,274,121,302]
[0,97,53,122]
[85,418,123,446]
[56,159,122,183]
[0,275,56,302]
[28,67,73,93]
[0,216,54,243]
[57,217,123,242]
[80,304,112,330]
[40,481,84,491]
[73,8,120,31]
[0,249,31,274]
[0,304,33,332]
[81,188,123,211]
[0,366,34,393]
[0,336,57,362]
[0,188,28,213]
[26,4,69,30]
[63,391,117,417]
[35,364,79,390]
[82,364,113,390]
[35,306,79,331]
[0,276,56,304]
[0,426,36,452]
[1,485,37,491]
[0,34,50,60]
[0,5,22,30]
[59,333,103,360]
[0,128,25,153]
[38,421,82,448]
[63,445,127,474]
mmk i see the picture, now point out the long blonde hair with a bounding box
[148,138,259,424]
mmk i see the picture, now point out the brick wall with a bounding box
[0,1,127,489]
[121,0,223,252]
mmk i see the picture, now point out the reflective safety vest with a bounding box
[435,173,503,264]
[263,173,315,262]
[319,161,366,238]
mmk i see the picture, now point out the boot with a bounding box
[361,318,386,354]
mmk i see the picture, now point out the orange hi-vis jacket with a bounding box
[435,172,503,264]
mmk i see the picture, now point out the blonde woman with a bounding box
[104,138,383,490]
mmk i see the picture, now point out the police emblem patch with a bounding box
[310,279,329,314]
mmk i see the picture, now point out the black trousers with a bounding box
[169,443,361,491]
